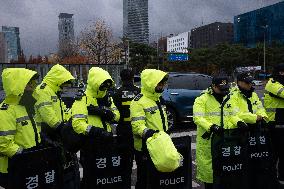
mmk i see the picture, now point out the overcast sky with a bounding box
[0,0,282,56]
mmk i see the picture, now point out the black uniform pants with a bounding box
[134,150,148,189]
[0,173,8,188]
[271,127,284,180]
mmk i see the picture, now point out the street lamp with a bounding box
[261,25,268,74]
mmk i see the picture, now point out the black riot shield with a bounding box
[82,136,132,189]
[143,135,192,189]
[211,129,249,189]
[8,146,63,189]
[247,122,278,189]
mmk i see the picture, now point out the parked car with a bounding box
[162,73,212,130]
[252,80,263,86]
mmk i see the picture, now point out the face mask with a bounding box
[219,88,229,96]
[238,85,254,98]
[155,88,164,93]
[19,90,37,115]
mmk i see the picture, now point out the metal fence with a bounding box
[0,63,126,91]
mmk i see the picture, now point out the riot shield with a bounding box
[143,136,192,189]
[8,146,63,189]
[81,136,132,189]
[247,122,278,189]
[211,129,249,189]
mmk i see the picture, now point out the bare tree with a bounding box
[58,38,80,59]
[79,19,121,64]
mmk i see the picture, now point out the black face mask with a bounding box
[155,88,164,93]
[19,90,37,115]
[238,85,254,98]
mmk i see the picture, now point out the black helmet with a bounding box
[120,69,134,81]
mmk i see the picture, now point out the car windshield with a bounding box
[167,74,212,90]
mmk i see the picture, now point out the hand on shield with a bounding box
[88,126,113,140]
[210,124,224,135]
[142,128,158,140]
[237,121,249,132]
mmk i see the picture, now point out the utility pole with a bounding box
[261,25,268,74]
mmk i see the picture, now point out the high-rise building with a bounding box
[191,22,233,49]
[0,32,8,63]
[234,1,284,47]
[58,13,74,56]
[123,0,149,44]
[2,26,21,62]
[167,32,190,53]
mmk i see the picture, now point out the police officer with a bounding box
[264,63,284,182]
[112,69,140,188]
[130,69,168,189]
[193,76,245,189]
[0,68,40,188]
[33,64,79,189]
[231,72,267,123]
[71,67,119,186]
[113,69,140,140]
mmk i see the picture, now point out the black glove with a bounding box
[237,121,249,131]
[88,126,113,139]
[101,109,115,121]
[87,105,102,116]
[210,124,224,135]
[143,129,158,140]
[87,105,115,121]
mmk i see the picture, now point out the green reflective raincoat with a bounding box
[34,64,74,130]
[193,88,242,183]
[0,68,40,173]
[231,86,267,124]
[71,67,120,134]
[264,78,284,123]
[130,69,168,151]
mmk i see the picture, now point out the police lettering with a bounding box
[222,163,242,172]
[96,176,122,185]
[159,177,185,185]
[250,151,269,158]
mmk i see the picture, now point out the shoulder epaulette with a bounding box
[40,83,47,89]
[0,103,9,110]
[134,94,143,101]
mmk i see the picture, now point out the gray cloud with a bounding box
[0,0,281,56]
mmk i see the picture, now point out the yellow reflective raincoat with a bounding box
[264,78,284,123]
[71,67,120,134]
[0,68,40,173]
[193,88,242,183]
[130,69,168,151]
[34,64,74,130]
[231,86,267,124]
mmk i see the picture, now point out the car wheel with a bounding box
[166,107,177,131]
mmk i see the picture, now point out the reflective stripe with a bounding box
[53,121,61,129]
[224,111,236,116]
[207,112,221,116]
[86,125,92,133]
[131,116,146,122]
[0,130,16,136]
[51,96,57,101]
[124,117,131,122]
[193,112,220,116]
[73,114,87,119]
[144,106,159,113]
[111,107,118,111]
[36,101,52,109]
[193,112,205,116]
[277,88,284,96]
[16,116,30,123]
[266,108,276,113]
[275,125,284,129]
[122,101,132,106]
